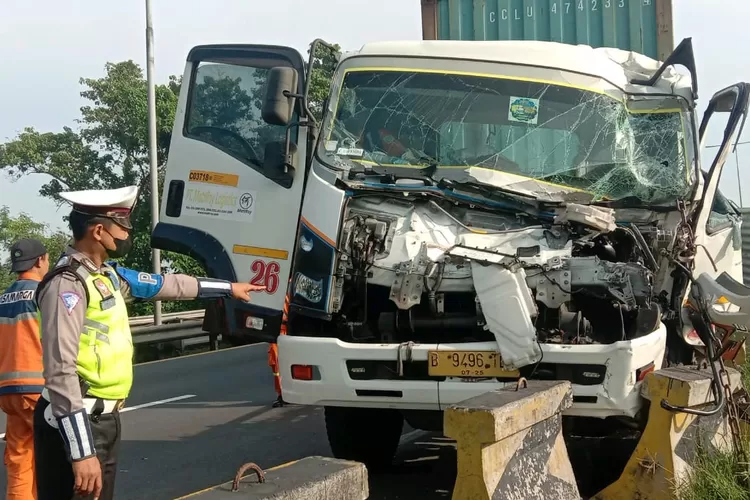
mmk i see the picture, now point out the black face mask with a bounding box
[104,230,133,259]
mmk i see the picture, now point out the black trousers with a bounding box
[34,397,121,500]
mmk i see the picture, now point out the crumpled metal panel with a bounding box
[421,0,674,61]
[470,262,542,369]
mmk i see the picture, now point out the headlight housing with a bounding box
[294,272,323,304]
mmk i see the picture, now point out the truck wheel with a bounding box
[324,406,403,471]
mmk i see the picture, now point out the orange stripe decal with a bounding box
[300,216,336,247]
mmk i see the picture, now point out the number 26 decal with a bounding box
[250,260,280,294]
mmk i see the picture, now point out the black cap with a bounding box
[10,238,48,273]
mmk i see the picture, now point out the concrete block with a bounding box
[594,366,743,500]
[445,380,578,500]
[178,456,368,500]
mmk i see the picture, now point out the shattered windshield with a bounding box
[318,69,695,203]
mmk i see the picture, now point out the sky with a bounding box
[1,0,748,231]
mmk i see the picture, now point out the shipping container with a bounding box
[420,0,673,61]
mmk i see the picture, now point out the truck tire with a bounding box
[324,406,404,471]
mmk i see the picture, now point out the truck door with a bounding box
[152,45,309,343]
[692,83,750,281]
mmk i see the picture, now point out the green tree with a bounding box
[0,61,195,315]
[308,42,341,121]
[0,207,69,291]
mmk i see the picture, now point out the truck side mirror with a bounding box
[262,67,298,126]
[263,140,296,188]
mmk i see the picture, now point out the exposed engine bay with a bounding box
[304,194,670,370]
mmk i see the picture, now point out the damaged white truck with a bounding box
[153,38,750,468]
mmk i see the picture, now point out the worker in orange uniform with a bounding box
[0,238,50,500]
[269,287,290,408]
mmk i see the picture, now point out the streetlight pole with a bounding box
[145,0,162,325]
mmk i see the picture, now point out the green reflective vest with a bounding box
[77,269,133,400]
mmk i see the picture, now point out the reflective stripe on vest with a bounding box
[76,268,133,400]
[0,280,44,394]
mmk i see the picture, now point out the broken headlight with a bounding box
[294,272,324,304]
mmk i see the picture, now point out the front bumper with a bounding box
[278,323,666,419]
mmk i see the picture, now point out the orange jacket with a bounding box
[0,275,44,395]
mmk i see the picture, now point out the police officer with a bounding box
[33,186,264,500]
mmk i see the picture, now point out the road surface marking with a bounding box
[137,342,268,366]
[0,395,198,440]
[121,394,196,413]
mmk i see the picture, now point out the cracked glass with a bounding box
[319,69,695,204]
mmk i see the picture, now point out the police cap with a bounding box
[59,186,139,229]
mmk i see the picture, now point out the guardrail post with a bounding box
[445,380,578,500]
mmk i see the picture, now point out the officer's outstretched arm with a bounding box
[37,274,98,461]
[113,265,235,302]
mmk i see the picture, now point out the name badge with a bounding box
[100,297,117,310]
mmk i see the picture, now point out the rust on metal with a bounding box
[516,377,528,391]
[231,462,266,491]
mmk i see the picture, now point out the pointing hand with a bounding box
[231,282,267,301]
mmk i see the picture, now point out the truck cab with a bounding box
[153,38,749,468]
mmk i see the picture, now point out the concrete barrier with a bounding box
[177,456,369,500]
[594,366,742,500]
[444,380,579,500]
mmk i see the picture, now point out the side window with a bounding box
[707,187,739,234]
[185,61,290,171]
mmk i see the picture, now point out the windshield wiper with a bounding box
[438,178,554,221]
[440,176,543,203]
[348,159,437,186]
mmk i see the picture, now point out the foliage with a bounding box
[678,357,750,500]
[0,61,197,315]
[678,446,750,500]
[0,41,339,315]
[307,41,341,121]
[0,207,69,291]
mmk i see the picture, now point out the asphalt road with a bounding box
[0,344,457,499]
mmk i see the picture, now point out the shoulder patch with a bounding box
[60,291,82,315]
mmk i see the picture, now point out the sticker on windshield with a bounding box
[324,140,338,152]
[508,96,539,125]
[336,147,364,158]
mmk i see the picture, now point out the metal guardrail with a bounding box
[128,309,209,346]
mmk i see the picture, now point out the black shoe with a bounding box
[272,396,286,408]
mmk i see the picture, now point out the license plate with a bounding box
[428,350,520,378]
